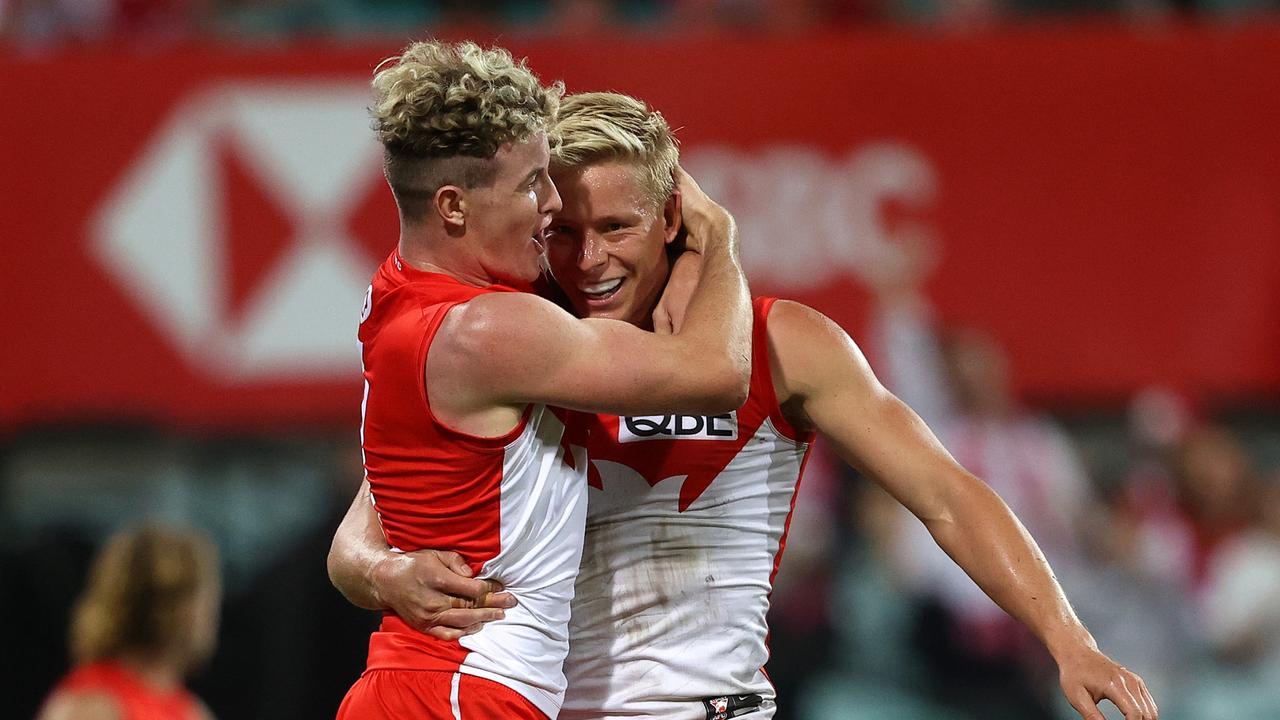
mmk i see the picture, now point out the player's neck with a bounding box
[398,230,493,288]
[115,652,184,690]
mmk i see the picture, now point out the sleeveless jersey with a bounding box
[561,297,816,720]
[48,661,202,720]
[358,252,589,718]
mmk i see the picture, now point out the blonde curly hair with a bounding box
[371,40,562,220]
[553,92,679,208]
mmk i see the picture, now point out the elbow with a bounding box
[698,353,751,414]
[325,543,343,590]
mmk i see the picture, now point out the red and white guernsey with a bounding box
[561,297,816,720]
[358,252,589,718]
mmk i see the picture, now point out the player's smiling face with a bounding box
[545,161,680,328]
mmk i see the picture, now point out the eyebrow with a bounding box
[519,167,540,187]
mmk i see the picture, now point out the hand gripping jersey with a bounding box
[47,661,203,720]
[561,297,816,720]
[358,252,589,718]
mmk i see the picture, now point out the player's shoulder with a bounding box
[442,291,565,339]
[764,299,873,399]
[37,690,121,720]
[434,292,571,367]
[763,299,850,351]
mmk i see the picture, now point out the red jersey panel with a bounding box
[357,252,588,718]
[48,661,202,720]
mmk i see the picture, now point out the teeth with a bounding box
[582,278,623,296]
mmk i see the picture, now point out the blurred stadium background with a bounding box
[3,1,1280,718]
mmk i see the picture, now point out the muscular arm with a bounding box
[327,480,514,638]
[767,300,1157,720]
[433,169,751,420]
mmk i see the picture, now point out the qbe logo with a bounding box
[618,412,737,443]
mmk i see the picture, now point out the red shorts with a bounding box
[336,670,547,720]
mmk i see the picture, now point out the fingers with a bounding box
[477,587,518,610]
[652,306,673,335]
[424,621,485,642]
[1066,686,1104,720]
[436,606,506,627]
[448,586,512,607]
[437,550,474,578]
[1102,675,1146,720]
[1127,670,1158,719]
[422,563,490,599]
[418,607,504,639]
[1138,677,1158,719]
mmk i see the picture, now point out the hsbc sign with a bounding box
[91,83,384,382]
[90,82,937,384]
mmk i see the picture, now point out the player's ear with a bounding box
[434,185,466,232]
[662,191,682,245]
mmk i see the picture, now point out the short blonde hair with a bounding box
[553,92,679,208]
[70,525,220,666]
[371,40,562,220]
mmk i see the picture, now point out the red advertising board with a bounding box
[3,24,1279,430]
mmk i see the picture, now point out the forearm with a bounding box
[925,474,1095,658]
[327,480,391,611]
[679,212,752,391]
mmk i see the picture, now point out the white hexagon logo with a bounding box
[91,82,385,382]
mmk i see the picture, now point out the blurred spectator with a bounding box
[3,0,1277,43]
[1127,425,1256,595]
[36,524,221,720]
[1182,470,1280,718]
[2,0,209,44]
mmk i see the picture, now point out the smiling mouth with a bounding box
[580,278,624,302]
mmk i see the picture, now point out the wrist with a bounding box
[367,553,398,610]
[1044,622,1098,663]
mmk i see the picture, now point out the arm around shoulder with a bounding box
[435,292,747,417]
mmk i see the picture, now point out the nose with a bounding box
[541,177,562,215]
[578,232,606,273]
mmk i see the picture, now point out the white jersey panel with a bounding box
[459,406,590,719]
[562,417,808,720]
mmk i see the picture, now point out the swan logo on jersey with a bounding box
[618,412,738,443]
[701,693,764,719]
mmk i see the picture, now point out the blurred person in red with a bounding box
[334,41,751,720]
[37,525,221,720]
[332,91,1158,720]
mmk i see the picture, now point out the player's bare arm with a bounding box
[765,299,1158,720]
[428,167,751,430]
[651,248,701,335]
[327,479,515,639]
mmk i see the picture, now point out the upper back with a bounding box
[45,662,201,720]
